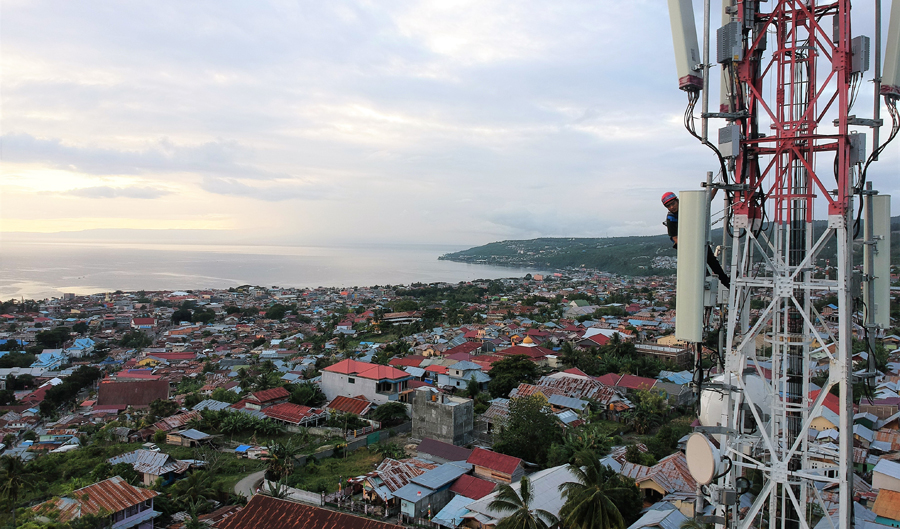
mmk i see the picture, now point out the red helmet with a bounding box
[661,192,677,206]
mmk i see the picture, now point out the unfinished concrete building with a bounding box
[411,387,474,446]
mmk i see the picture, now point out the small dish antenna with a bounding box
[685,432,721,485]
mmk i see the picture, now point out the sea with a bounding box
[0,241,544,301]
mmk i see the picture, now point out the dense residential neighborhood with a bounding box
[0,270,898,529]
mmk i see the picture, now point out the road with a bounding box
[234,470,266,498]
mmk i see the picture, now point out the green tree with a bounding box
[149,398,180,419]
[265,440,301,482]
[0,455,33,525]
[487,355,540,398]
[72,322,89,334]
[465,375,480,399]
[558,450,629,529]
[35,327,71,348]
[493,395,563,466]
[488,476,558,529]
[372,402,408,426]
[289,382,326,407]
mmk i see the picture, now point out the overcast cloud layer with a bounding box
[2,1,897,246]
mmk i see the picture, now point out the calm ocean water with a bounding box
[0,241,541,301]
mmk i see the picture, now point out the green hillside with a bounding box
[440,217,900,276]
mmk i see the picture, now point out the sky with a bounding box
[2,0,897,247]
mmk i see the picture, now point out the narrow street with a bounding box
[234,470,266,498]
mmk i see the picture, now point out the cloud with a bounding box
[0,133,279,179]
[198,176,327,202]
[63,186,172,199]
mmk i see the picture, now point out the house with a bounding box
[634,343,692,368]
[66,338,96,358]
[97,380,170,408]
[32,349,66,370]
[872,489,900,528]
[466,447,524,484]
[165,428,212,447]
[448,474,496,500]
[873,459,900,492]
[620,452,697,504]
[393,462,472,519]
[33,476,160,528]
[214,494,402,529]
[107,449,192,486]
[411,388,475,446]
[462,464,578,527]
[321,359,412,405]
[132,317,157,330]
[442,361,490,392]
[243,387,290,410]
[262,402,327,428]
[417,437,473,464]
[326,395,373,417]
[626,506,689,529]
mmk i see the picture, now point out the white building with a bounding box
[320,359,411,405]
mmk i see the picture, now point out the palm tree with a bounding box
[173,471,216,507]
[558,450,627,529]
[488,476,558,529]
[0,455,31,526]
[266,440,300,481]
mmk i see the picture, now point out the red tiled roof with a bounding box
[132,318,157,325]
[425,365,448,374]
[326,396,372,416]
[323,359,409,380]
[449,474,496,500]
[262,403,324,424]
[215,494,402,529]
[389,355,426,368]
[250,386,290,403]
[466,447,522,475]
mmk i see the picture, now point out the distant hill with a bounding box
[440,216,900,276]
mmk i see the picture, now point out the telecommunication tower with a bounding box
[665,1,900,529]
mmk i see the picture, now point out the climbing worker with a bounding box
[662,191,731,289]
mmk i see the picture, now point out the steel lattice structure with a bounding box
[716,2,856,529]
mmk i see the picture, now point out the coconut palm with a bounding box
[265,439,301,481]
[0,455,32,526]
[488,476,558,529]
[558,450,627,529]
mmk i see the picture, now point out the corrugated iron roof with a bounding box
[467,447,521,475]
[326,396,372,416]
[262,403,325,425]
[153,410,201,432]
[871,489,900,521]
[216,494,402,529]
[36,476,158,522]
[449,474,496,500]
[108,449,190,476]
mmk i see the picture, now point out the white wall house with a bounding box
[321,359,411,405]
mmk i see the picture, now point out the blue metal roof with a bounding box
[411,462,472,489]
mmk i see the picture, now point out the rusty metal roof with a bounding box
[621,452,696,494]
[372,458,436,492]
[36,476,158,522]
[216,494,402,529]
[108,449,190,476]
[153,410,201,432]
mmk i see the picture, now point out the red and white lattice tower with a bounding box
[668,1,900,529]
